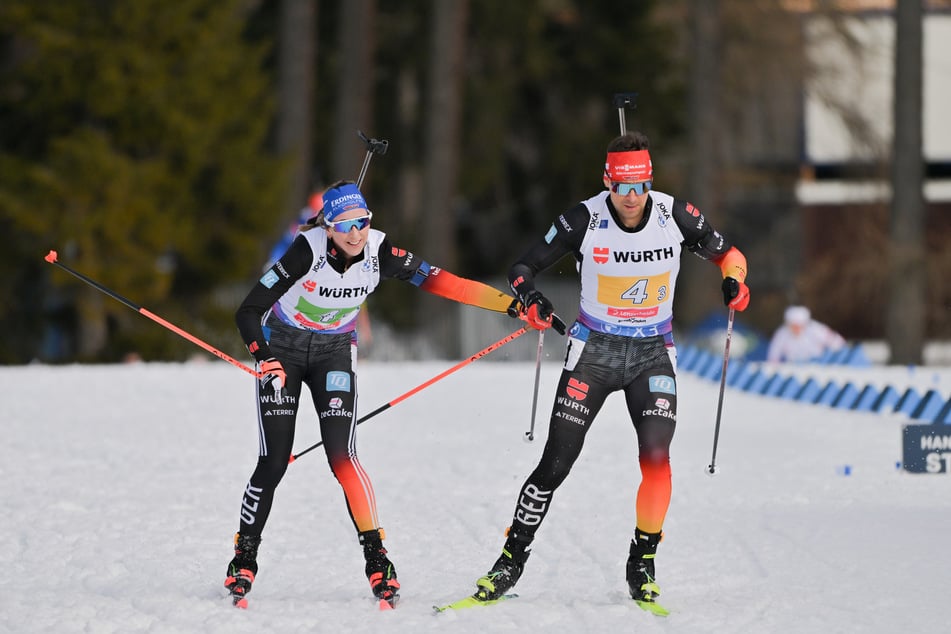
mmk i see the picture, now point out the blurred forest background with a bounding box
[1,0,949,365]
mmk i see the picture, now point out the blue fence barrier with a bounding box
[678,343,950,425]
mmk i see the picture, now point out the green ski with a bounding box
[634,598,670,617]
[433,593,518,613]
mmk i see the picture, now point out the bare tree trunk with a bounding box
[421,0,467,272]
[396,66,422,235]
[276,0,317,213]
[679,0,722,327]
[418,0,468,357]
[333,0,376,182]
[76,289,107,359]
[886,1,925,364]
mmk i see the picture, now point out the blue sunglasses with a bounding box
[327,211,373,233]
[610,181,652,196]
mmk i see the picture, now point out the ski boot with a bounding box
[224,532,261,608]
[360,529,400,609]
[474,528,532,601]
[626,528,669,615]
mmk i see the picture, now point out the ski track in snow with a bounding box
[3,360,948,633]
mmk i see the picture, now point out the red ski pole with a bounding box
[290,326,529,463]
[44,250,261,377]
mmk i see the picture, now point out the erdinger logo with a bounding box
[329,193,364,213]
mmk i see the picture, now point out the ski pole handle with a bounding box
[612,92,638,136]
[356,130,389,188]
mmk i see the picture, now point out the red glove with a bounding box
[721,277,750,311]
[257,357,287,402]
[520,291,554,330]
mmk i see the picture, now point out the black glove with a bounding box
[721,277,750,311]
[523,290,553,321]
[518,290,566,335]
[521,290,553,331]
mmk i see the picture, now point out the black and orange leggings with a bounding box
[236,322,380,537]
[508,332,677,539]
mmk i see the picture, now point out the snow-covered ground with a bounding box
[4,355,948,633]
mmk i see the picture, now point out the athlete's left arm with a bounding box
[671,199,748,283]
[378,238,515,314]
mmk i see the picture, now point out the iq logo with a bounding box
[260,270,280,289]
[326,371,351,392]
[649,375,676,395]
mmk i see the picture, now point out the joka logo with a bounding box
[329,397,343,409]
[593,247,609,264]
[326,371,351,392]
[686,202,701,217]
[566,377,589,401]
[303,280,316,292]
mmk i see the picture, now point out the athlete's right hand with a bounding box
[257,357,287,402]
[721,277,750,312]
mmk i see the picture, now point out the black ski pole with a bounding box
[524,328,545,442]
[706,307,735,476]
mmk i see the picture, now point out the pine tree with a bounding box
[0,0,285,362]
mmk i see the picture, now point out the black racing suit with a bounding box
[505,192,736,539]
[233,232,440,537]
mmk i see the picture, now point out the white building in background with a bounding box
[797,8,951,205]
